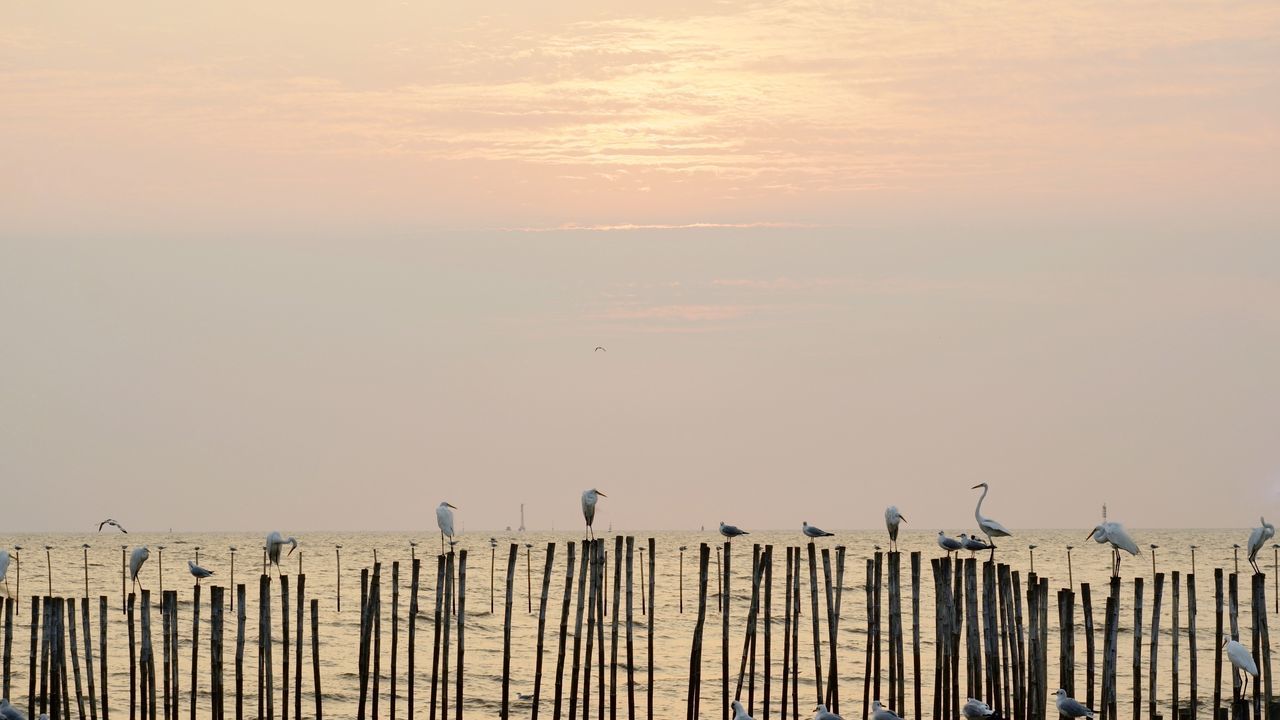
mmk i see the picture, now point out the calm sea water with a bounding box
[0,529,1267,718]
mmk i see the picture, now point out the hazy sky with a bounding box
[2,1,1278,531]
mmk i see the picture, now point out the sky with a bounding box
[1,1,1278,532]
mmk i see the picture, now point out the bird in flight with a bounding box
[98,518,128,533]
[594,346,607,352]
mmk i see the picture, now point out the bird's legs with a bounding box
[440,531,445,556]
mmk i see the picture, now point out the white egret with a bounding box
[0,698,27,720]
[1053,689,1094,719]
[97,518,128,533]
[1246,517,1275,573]
[581,489,606,539]
[188,560,213,585]
[129,547,150,594]
[0,551,10,598]
[937,531,963,557]
[266,532,298,576]
[813,703,844,720]
[971,483,1012,558]
[884,507,907,551]
[1224,638,1258,694]
[1086,522,1139,577]
[961,533,991,556]
[962,698,995,719]
[731,700,754,720]
[871,701,901,720]
[436,502,458,553]
[802,522,835,539]
[720,522,749,540]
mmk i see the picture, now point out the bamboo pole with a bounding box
[687,544,710,720]
[295,574,304,720]
[2,598,11,702]
[807,542,823,707]
[533,543,557,720]
[723,541,731,720]
[502,544,518,719]
[212,586,224,720]
[1216,569,1225,717]
[235,585,246,720]
[782,549,793,720]
[647,538,655,720]
[431,556,445,720]
[311,599,322,720]
[392,564,400,720]
[407,562,418,720]
[611,536,623,720]
[190,584,201,720]
[455,550,468,720]
[1172,573,1180,720]
[554,542,577,720]
[126,595,135,720]
[763,546,773,720]
[1189,573,1199,720]
[625,537,635,720]
[83,597,98,720]
[570,542,590,720]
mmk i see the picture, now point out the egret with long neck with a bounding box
[971,482,1011,559]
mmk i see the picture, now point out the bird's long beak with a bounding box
[447,503,458,509]
[597,491,607,497]
[288,546,296,556]
[900,515,907,523]
[971,484,982,489]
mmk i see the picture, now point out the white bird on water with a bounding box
[960,533,991,556]
[884,506,907,551]
[1086,521,1139,577]
[937,532,964,557]
[266,532,298,576]
[188,560,214,584]
[731,700,754,720]
[0,698,27,720]
[1247,517,1275,573]
[871,700,901,720]
[581,489,606,540]
[802,522,835,539]
[971,483,1011,558]
[813,703,844,720]
[436,502,458,553]
[1224,638,1258,694]
[962,698,996,719]
[720,522,749,540]
[1053,689,1094,719]
[129,547,150,593]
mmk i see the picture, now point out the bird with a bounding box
[1086,521,1139,577]
[884,506,907,551]
[581,489,606,540]
[0,551,9,597]
[937,531,963,557]
[0,698,27,720]
[802,522,835,539]
[188,560,213,584]
[265,532,298,576]
[1247,517,1275,573]
[720,522,749,540]
[731,700,754,720]
[961,533,991,556]
[436,502,458,553]
[97,518,128,533]
[1053,689,1094,719]
[594,346,607,352]
[813,704,844,720]
[129,547,150,594]
[962,698,996,720]
[1224,638,1258,694]
[871,701,901,720]
[971,483,1012,558]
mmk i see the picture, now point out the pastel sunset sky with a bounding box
[2,1,1278,531]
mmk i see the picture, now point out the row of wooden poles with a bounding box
[4,542,1280,720]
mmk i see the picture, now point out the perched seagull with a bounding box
[1247,517,1275,573]
[813,704,844,720]
[581,489,606,540]
[884,506,907,551]
[1224,638,1259,694]
[265,532,298,576]
[961,533,992,556]
[1053,689,1094,719]
[963,698,996,719]
[871,701,901,720]
[971,483,1012,558]
[731,700,755,720]
[98,518,128,534]
[1086,522,1139,577]
[802,522,835,539]
[0,699,27,720]
[129,547,150,593]
[937,531,964,557]
[188,560,213,584]
[436,502,458,553]
[594,346,607,352]
[720,522,749,540]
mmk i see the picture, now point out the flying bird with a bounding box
[581,489,606,540]
[1053,689,1095,719]
[1086,521,1139,577]
[884,506,907,551]
[594,346,607,352]
[719,522,749,540]
[1224,638,1259,694]
[731,700,755,720]
[1247,517,1275,573]
[98,518,128,533]
[871,701,901,720]
[803,522,835,539]
[937,531,964,557]
[963,698,996,720]
[129,546,150,593]
[971,483,1012,557]
[188,560,213,584]
[436,502,458,553]
[813,704,844,720]
[265,532,298,576]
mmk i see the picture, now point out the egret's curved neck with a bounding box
[974,484,989,522]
